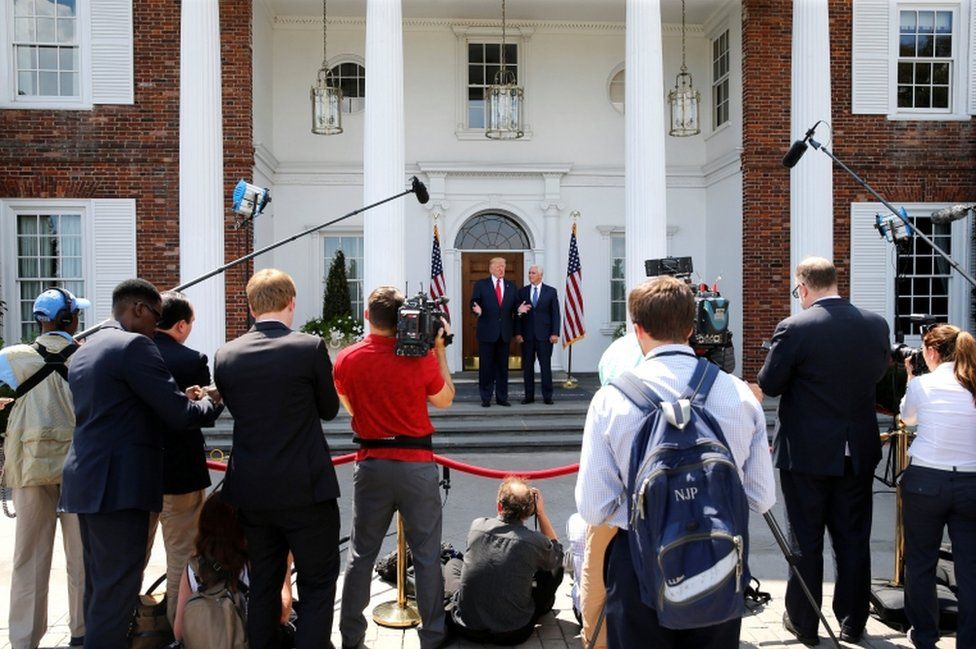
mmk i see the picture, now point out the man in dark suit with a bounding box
[757,257,890,646]
[60,279,220,649]
[470,257,529,407]
[214,268,341,649]
[147,291,214,624]
[514,265,560,404]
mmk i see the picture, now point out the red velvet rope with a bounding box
[206,453,579,480]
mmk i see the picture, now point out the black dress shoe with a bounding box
[481,401,491,407]
[497,400,512,406]
[544,398,554,404]
[839,626,863,643]
[69,637,85,647]
[783,613,820,646]
[521,398,535,404]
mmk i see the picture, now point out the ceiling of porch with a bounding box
[266,0,727,25]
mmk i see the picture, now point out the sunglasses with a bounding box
[791,284,801,299]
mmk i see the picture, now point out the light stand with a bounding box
[74,178,429,341]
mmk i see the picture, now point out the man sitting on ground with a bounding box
[443,477,564,645]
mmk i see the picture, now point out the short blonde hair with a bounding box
[796,257,837,291]
[246,268,296,316]
[489,257,507,269]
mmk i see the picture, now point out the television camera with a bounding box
[645,256,735,373]
[395,290,453,357]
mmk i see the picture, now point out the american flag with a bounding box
[562,222,585,347]
[429,225,449,317]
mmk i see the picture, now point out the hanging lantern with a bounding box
[485,0,524,140]
[668,0,701,137]
[310,0,342,135]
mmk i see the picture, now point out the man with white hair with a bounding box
[515,265,560,404]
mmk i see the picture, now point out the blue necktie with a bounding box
[532,286,538,307]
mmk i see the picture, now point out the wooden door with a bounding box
[461,252,524,370]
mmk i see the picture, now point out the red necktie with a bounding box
[495,279,503,305]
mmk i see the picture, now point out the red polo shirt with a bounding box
[333,334,444,462]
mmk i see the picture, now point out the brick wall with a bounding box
[0,0,254,339]
[741,0,976,377]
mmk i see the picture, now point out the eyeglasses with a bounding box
[138,301,163,324]
[791,284,801,299]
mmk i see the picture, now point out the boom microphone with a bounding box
[782,121,822,169]
[411,176,430,204]
[930,204,975,225]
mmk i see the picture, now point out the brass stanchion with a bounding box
[372,513,421,628]
[879,415,912,586]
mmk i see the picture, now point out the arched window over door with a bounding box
[454,212,531,250]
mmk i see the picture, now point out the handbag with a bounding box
[129,574,175,649]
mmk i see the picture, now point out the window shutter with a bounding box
[849,203,894,324]
[851,0,890,114]
[90,0,134,104]
[970,2,976,114]
[91,199,137,321]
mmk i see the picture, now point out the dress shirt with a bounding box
[901,361,976,468]
[576,344,776,529]
[0,330,75,390]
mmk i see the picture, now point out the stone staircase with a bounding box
[203,372,896,454]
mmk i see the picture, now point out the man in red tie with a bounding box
[470,257,529,407]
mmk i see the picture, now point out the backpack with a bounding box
[180,559,248,649]
[611,356,750,630]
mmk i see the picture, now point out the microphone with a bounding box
[782,122,821,169]
[411,176,430,205]
[930,204,975,225]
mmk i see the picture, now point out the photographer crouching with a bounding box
[898,324,976,649]
[336,286,455,649]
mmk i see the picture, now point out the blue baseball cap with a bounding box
[32,288,92,322]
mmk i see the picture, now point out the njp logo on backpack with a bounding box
[611,357,750,630]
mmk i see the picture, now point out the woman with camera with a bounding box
[899,324,976,649]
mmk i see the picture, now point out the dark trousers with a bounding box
[779,462,874,636]
[603,534,741,649]
[238,500,340,649]
[901,465,976,649]
[443,558,564,646]
[78,509,150,649]
[478,338,510,403]
[521,338,554,401]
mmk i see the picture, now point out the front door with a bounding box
[461,252,524,371]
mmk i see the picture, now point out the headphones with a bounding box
[48,287,76,330]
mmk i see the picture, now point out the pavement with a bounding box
[0,450,955,648]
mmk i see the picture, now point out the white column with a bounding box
[363,0,406,296]
[790,0,833,310]
[625,0,669,294]
[179,0,225,357]
[541,202,563,372]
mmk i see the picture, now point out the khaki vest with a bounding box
[1,333,77,487]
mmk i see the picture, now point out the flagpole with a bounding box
[563,346,578,388]
[562,211,582,389]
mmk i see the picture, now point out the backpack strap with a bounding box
[14,341,78,399]
[611,371,663,412]
[686,358,720,407]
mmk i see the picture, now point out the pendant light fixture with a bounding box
[310,0,342,135]
[485,0,524,140]
[668,0,701,137]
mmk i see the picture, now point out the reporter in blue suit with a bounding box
[514,266,560,404]
[61,279,220,649]
[470,257,529,407]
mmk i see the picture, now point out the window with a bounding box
[610,233,625,323]
[712,29,730,128]
[454,213,530,250]
[15,211,85,341]
[12,0,79,99]
[328,61,364,114]
[897,8,954,111]
[608,67,624,114]
[895,214,952,336]
[467,42,518,129]
[323,235,364,322]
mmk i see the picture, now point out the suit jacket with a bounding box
[514,283,560,341]
[214,321,340,510]
[154,332,212,495]
[61,321,220,514]
[757,298,890,476]
[471,276,519,343]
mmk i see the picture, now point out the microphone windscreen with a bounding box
[782,139,808,169]
[930,204,973,225]
[411,176,430,204]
